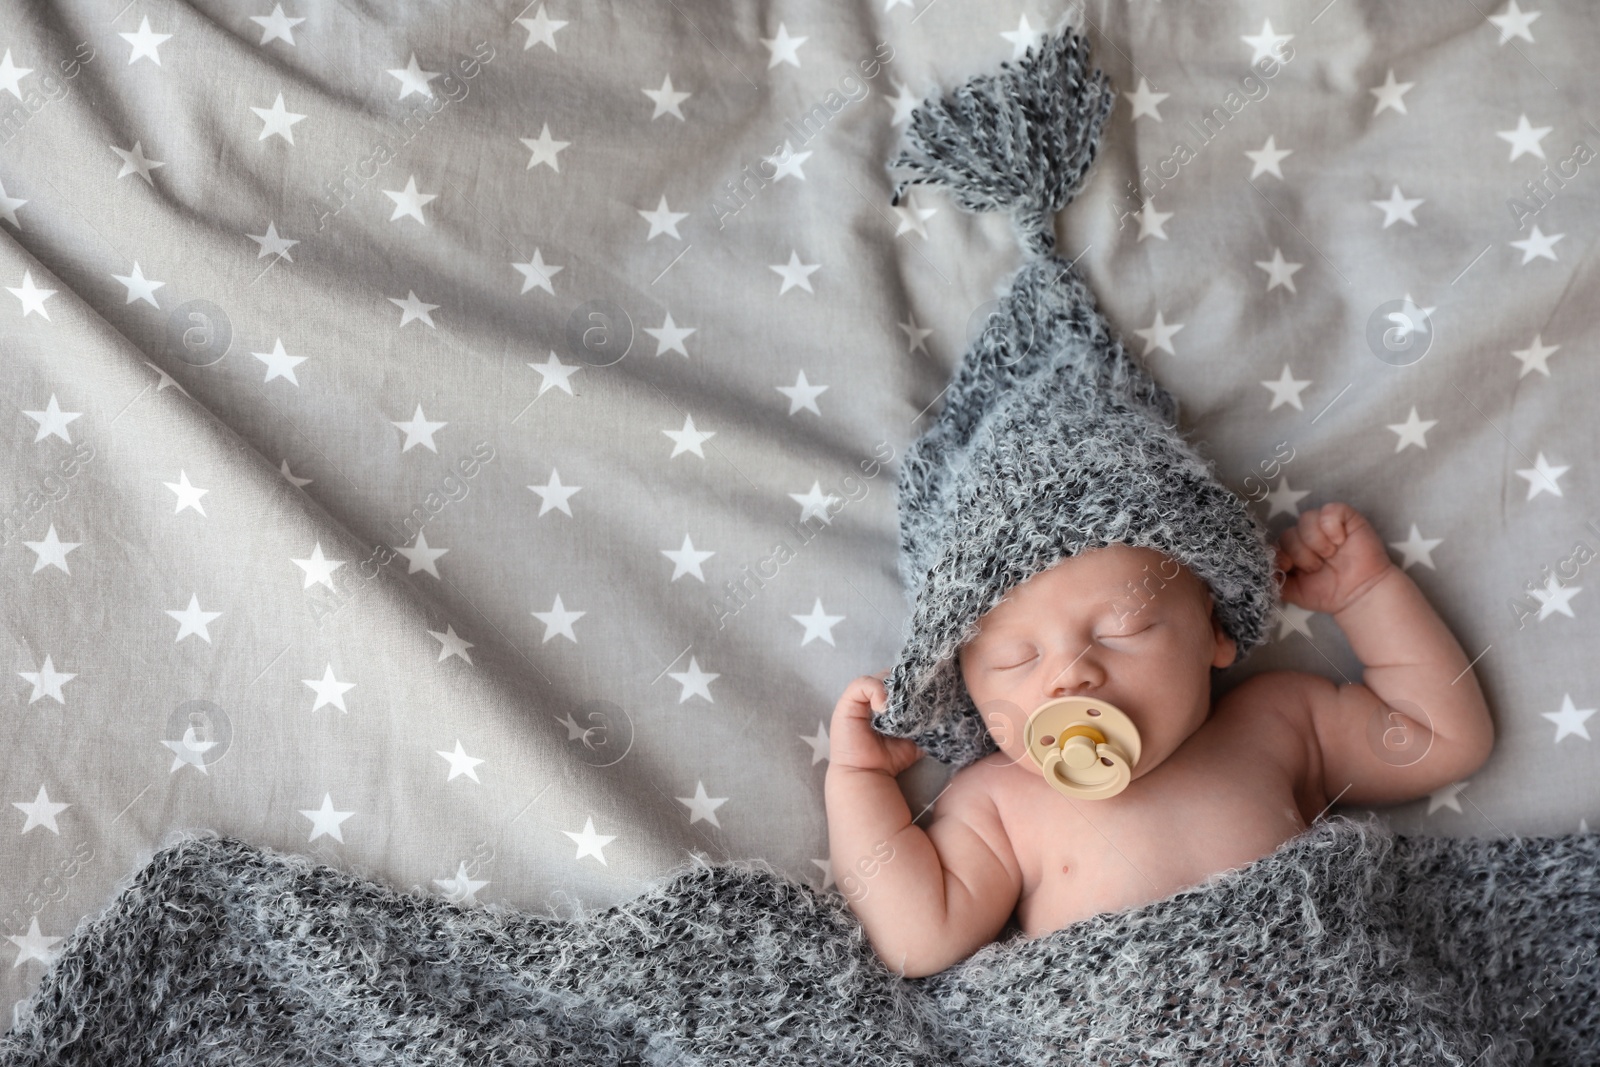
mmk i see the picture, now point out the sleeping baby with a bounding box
[826,502,1496,978]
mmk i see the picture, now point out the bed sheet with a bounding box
[3,0,1597,1021]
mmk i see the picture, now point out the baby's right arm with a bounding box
[824,673,1024,978]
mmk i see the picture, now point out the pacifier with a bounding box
[1023,697,1142,800]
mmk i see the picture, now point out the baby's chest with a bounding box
[1005,707,1314,936]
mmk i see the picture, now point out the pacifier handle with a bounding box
[1023,698,1142,801]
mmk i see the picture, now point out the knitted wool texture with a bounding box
[4,816,1598,1065]
[872,27,1280,767]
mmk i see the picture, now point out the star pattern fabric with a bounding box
[1,2,1596,1022]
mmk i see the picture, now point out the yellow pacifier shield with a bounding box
[1023,697,1142,800]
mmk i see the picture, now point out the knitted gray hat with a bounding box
[873,26,1280,768]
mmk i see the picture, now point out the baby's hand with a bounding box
[829,670,924,776]
[1274,502,1396,616]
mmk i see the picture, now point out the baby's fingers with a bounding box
[1279,525,1324,572]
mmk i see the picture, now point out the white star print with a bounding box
[1510,334,1559,378]
[429,624,475,664]
[119,16,172,65]
[17,656,75,704]
[144,360,190,397]
[1487,0,1540,44]
[9,270,57,318]
[810,857,835,890]
[246,221,298,261]
[517,5,568,51]
[383,175,437,223]
[164,470,209,515]
[300,793,355,842]
[1371,185,1423,228]
[767,140,814,182]
[23,395,85,444]
[436,740,485,781]
[887,80,920,126]
[388,290,438,327]
[1000,14,1041,61]
[251,92,306,143]
[7,918,61,967]
[528,469,582,516]
[527,351,581,395]
[387,53,440,99]
[677,781,729,826]
[663,414,716,458]
[1528,574,1581,622]
[777,369,829,415]
[562,816,617,865]
[792,598,845,646]
[250,5,306,46]
[0,49,34,99]
[1368,69,1414,116]
[252,338,307,385]
[166,594,223,643]
[23,395,80,442]
[1132,199,1171,241]
[1240,19,1292,65]
[1386,407,1437,451]
[434,862,489,903]
[769,250,820,294]
[643,74,689,120]
[899,312,933,354]
[531,594,585,643]
[394,530,448,577]
[162,727,218,774]
[789,481,841,525]
[799,721,829,765]
[512,249,563,294]
[1254,248,1303,293]
[1541,694,1594,742]
[521,123,569,171]
[13,785,69,834]
[23,524,81,573]
[644,311,696,356]
[892,192,937,238]
[1260,364,1311,411]
[638,195,688,240]
[1427,781,1469,815]
[391,403,447,453]
[1510,224,1563,264]
[1264,475,1311,519]
[661,534,715,582]
[0,177,27,227]
[280,458,310,487]
[291,542,345,589]
[761,22,807,68]
[111,261,165,306]
[1274,602,1315,640]
[111,140,166,183]
[1133,310,1184,356]
[302,664,356,712]
[1516,451,1568,499]
[1388,524,1443,570]
[1245,135,1292,179]
[1123,76,1168,121]
[668,656,720,702]
[1497,113,1552,161]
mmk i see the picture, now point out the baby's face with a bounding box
[958,543,1237,782]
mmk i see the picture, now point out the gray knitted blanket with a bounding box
[2,814,1598,1065]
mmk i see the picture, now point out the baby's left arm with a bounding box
[1275,503,1495,808]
